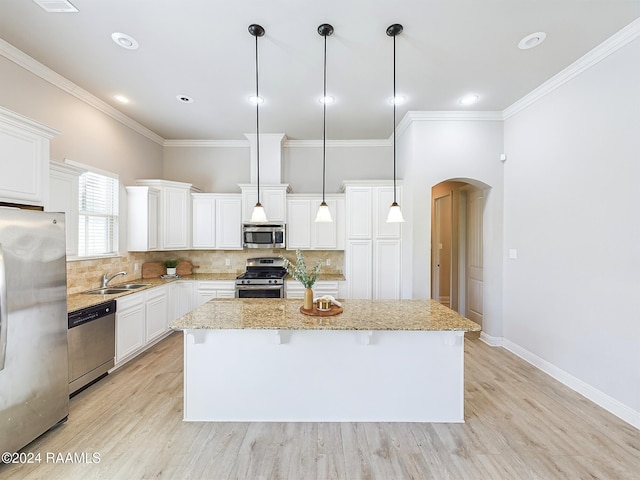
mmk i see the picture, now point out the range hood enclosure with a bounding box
[244,133,286,185]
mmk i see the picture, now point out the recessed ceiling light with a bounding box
[518,32,546,50]
[248,95,264,105]
[459,94,479,105]
[389,95,406,105]
[111,32,139,50]
[114,94,130,104]
[176,95,194,103]
[319,95,334,105]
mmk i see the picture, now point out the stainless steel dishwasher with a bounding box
[67,300,116,396]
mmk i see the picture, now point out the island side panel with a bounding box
[183,329,465,422]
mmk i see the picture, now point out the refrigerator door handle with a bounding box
[0,243,6,371]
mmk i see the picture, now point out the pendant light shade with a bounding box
[315,23,334,223]
[386,23,405,223]
[249,23,268,223]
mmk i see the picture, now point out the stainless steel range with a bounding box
[235,257,287,298]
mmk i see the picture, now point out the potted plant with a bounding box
[164,259,178,276]
[282,250,322,310]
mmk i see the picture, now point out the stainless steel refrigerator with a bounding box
[0,208,69,454]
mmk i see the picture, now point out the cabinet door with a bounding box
[175,281,194,318]
[196,287,217,307]
[192,195,216,248]
[287,199,312,249]
[262,189,287,222]
[216,289,236,299]
[127,186,159,251]
[47,162,82,257]
[346,240,373,299]
[374,240,401,299]
[116,293,145,364]
[145,286,169,342]
[162,186,190,249]
[216,196,242,249]
[0,110,55,206]
[346,187,372,239]
[312,198,338,249]
[375,186,401,239]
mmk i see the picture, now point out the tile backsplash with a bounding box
[66,249,344,294]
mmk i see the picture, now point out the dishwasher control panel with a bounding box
[68,301,116,329]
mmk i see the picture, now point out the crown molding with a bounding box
[0,105,60,138]
[163,139,248,148]
[0,38,164,145]
[396,111,504,137]
[503,17,640,119]
[285,139,391,148]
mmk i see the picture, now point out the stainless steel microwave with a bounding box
[242,223,286,249]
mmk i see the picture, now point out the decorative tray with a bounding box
[299,305,343,317]
[161,274,181,279]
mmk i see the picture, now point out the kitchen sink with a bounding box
[115,283,152,290]
[84,283,152,295]
[84,288,130,295]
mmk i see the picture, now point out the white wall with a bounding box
[503,39,640,418]
[162,141,392,194]
[399,115,505,338]
[163,145,249,192]
[0,57,163,186]
[284,143,392,194]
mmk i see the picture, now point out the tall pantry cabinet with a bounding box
[343,181,402,299]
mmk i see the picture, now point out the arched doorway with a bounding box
[431,180,486,327]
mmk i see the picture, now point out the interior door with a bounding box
[466,188,484,326]
[432,193,452,307]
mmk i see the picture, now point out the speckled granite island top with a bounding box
[170,298,480,332]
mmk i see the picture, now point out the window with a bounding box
[78,170,119,257]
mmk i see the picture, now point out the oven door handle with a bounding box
[236,284,283,290]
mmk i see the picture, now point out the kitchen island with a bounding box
[170,298,480,423]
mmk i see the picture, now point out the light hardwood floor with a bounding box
[2,332,639,479]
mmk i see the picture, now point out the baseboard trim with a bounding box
[503,339,640,430]
[479,332,503,346]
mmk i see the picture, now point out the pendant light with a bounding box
[249,24,268,223]
[315,23,334,223]
[386,24,405,223]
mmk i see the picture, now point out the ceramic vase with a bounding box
[304,287,314,310]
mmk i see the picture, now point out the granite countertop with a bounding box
[67,272,346,313]
[170,298,481,332]
[66,272,240,313]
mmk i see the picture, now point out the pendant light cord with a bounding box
[322,33,327,204]
[255,33,261,205]
[392,33,397,205]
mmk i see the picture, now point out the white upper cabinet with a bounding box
[192,193,242,250]
[239,184,290,223]
[286,194,345,250]
[47,161,85,257]
[134,179,199,250]
[126,186,160,251]
[0,107,59,207]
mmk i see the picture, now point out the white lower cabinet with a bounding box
[115,285,171,368]
[174,281,195,318]
[196,281,236,307]
[145,285,168,343]
[115,292,146,366]
[286,280,341,299]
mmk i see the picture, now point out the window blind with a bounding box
[78,171,119,257]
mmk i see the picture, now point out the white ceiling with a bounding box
[1,0,638,141]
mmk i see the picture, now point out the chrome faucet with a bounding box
[102,271,127,288]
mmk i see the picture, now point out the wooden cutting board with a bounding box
[177,260,198,276]
[141,261,164,278]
